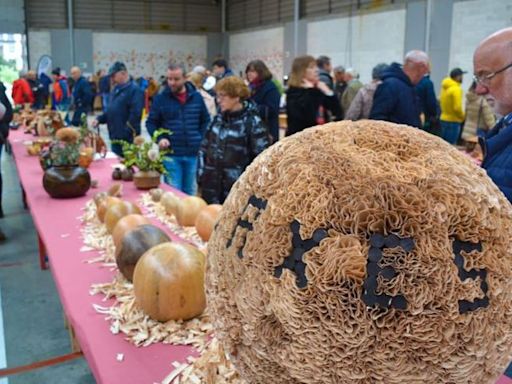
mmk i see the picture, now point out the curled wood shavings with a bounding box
[163,338,244,384]
[79,200,116,265]
[90,274,213,348]
[140,193,207,252]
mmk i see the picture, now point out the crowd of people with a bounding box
[0,26,512,243]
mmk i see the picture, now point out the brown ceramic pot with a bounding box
[133,170,161,190]
[43,166,91,198]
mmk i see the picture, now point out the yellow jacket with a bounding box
[440,77,465,123]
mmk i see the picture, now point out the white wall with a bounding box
[449,0,512,92]
[229,27,285,81]
[307,9,406,84]
[28,30,52,70]
[92,32,208,78]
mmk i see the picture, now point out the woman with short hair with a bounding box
[198,77,271,204]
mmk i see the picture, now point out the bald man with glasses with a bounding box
[473,27,512,203]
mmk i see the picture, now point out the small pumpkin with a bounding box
[133,242,206,322]
[104,201,142,233]
[112,214,151,249]
[176,196,207,227]
[195,204,222,242]
[115,224,171,281]
[97,196,122,222]
[161,192,181,217]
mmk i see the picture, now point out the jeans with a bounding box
[71,107,88,126]
[111,143,124,157]
[56,101,71,125]
[476,128,487,138]
[163,156,198,196]
[440,120,462,145]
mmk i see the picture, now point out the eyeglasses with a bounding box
[473,61,512,86]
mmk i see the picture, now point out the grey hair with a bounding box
[372,63,389,80]
[333,65,345,73]
[345,68,359,79]
[192,65,206,74]
[168,63,186,75]
[404,50,429,64]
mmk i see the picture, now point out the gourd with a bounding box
[115,224,170,281]
[133,242,206,322]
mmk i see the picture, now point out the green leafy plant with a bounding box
[49,114,92,166]
[113,129,171,174]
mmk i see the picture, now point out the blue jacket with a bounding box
[73,76,93,110]
[99,75,110,94]
[480,113,512,203]
[97,81,144,141]
[249,79,281,142]
[415,75,438,121]
[146,82,210,156]
[369,62,421,128]
[71,76,93,125]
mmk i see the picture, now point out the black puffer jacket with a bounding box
[0,82,13,141]
[198,101,271,204]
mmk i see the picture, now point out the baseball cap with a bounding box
[108,61,127,76]
[450,68,467,78]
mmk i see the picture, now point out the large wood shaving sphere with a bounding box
[206,121,512,384]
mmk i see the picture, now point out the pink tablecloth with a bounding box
[9,129,194,384]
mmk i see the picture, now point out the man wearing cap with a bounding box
[473,27,512,203]
[439,68,466,144]
[70,66,93,126]
[93,62,144,156]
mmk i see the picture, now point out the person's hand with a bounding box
[92,120,99,128]
[316,81,333,96]
[159,138,170,149]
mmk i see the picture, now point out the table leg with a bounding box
[38,234,48,270]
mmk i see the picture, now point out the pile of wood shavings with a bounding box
[90,274,213,348]
[160,338,244,384]
[80,200,116,265]
[140,193,207,252]
[81,197,241,380]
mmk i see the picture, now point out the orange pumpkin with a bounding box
[78,152,93,168]
[161,192,181,217]
[176,196,207,227]
[112,214,151,249]
[195,204,222,242]
[97,196,122,222]
[104,201,142,233]
[133,242,206,322]
[115,224,170,282]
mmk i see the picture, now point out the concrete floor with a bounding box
[0,148,95,383]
